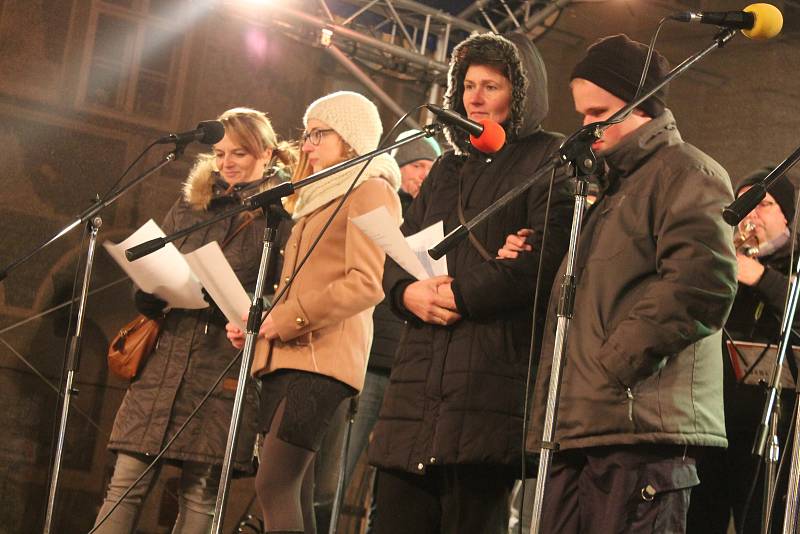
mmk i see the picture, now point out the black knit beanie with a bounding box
[571,34,670,118]
[736,167,796,224]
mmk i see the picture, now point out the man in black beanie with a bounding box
[516,34,737,533]
[688,169,798,533]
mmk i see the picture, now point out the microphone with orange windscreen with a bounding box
[426,104,506,154]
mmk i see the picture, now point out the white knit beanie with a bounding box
[303,91,383,156]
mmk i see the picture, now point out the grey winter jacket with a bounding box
[527,110,737,452]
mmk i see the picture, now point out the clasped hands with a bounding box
[403,276,462,326]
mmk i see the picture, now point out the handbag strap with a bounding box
[457,176,494,262]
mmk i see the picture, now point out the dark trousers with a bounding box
[372,465,515,534]
[540,445,700,534]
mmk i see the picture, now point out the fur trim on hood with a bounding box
[443,32,550,155]
[182,154,286,210]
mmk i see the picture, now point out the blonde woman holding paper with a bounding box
[94,108,294,534]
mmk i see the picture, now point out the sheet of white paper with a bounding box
[350,207,448,280]
[184,241,250,330]
[405,221,448,278]
[102,220,207,309]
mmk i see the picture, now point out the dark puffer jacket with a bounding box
[368,32,572,474]
[108,159,290,471]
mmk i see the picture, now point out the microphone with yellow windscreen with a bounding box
[671,3,783,40]
[742,3,784,40]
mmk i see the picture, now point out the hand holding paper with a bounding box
[104,221,251,329]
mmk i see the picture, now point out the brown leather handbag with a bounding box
[107,314,163,379]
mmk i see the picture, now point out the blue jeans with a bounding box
[93,451,220,534]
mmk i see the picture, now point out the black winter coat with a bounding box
[369,129,572,473]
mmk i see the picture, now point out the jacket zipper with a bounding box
[625,387,634,422]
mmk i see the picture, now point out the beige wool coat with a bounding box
[252,177,401,391]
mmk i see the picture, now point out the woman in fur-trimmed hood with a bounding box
[443,31,551,153]
[368,32,574,534]
[95,108,294,533]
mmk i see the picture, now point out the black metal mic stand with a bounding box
[725,143,800,534]
[124,123,442,532]
[426,28,741,534]
[0,144,189,534]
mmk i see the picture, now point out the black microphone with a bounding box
[155,120,225,145]
[670,4,783,40]
[671,10,754,29]
[426,104,483,137]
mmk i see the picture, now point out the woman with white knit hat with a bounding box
[226,91,401,533]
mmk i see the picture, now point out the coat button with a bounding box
[273,284,278,291]
[429,457,436,464]
[295,317,306,327]
[417,462,424,471]
[284,276,290,283]
[279,248,285,256]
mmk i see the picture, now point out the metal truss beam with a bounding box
[227,1,571,120]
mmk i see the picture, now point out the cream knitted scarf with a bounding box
[291,152,401,220]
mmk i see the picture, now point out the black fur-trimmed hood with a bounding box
[443,32,550,154]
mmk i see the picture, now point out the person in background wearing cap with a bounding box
[501,34,737,533]
[392,129,443,207]
[368,32,573,534]
[226,91,401,534]
[688,170,798,533]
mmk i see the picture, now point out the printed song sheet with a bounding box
[103,220,207,309]
[351,206,448,280]
[184,242,250,330]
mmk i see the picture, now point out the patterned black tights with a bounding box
[255,399,317,534]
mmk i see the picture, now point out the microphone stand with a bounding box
[426,28,740,534]
[0,144,189,534]
[43,216,101,534]
[124,124,442,532]
[725,143,800,534]
[210,205,278,534]
[126,124,441,261]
